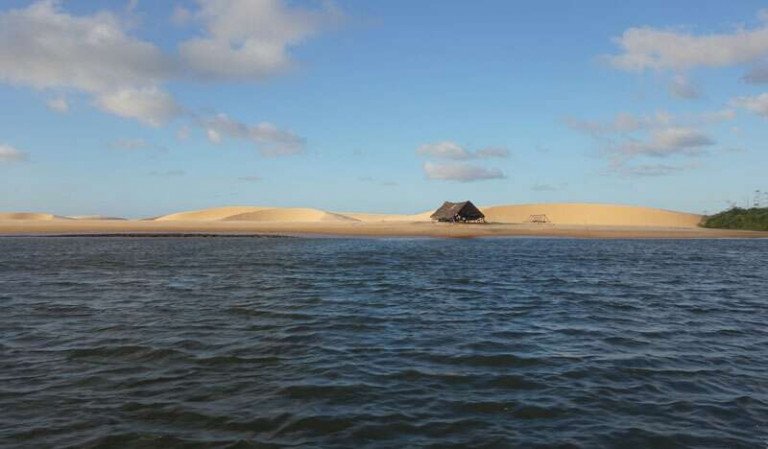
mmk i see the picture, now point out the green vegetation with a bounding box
[702,207,768,231]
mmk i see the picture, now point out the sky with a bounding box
[1,0,768,218]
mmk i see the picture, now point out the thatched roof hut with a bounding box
[431,201,485,223]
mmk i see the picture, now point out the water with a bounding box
[1,237,766,449]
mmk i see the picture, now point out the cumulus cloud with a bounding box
[46,95,69,113]
[668,75,700,99]
[423,162,505,182]
[743,64,768,83]
[476,147,509,158]
[619,128,714,158]
[607,16,768,72]
[178,0,341,80]
[107,138,166,152]
[199,113,305,156]
[731,93,768,117]
[567,110,731,174]
[619,164,694,177]
[0,1,173,92]
[566,110,734,137]
[0,1,179,126]
[95,87,183,127]
[565,111,672,136]
[0,0,323,142]
[0,144,28,162]
[415,141,509,159]
[416,141,472,159]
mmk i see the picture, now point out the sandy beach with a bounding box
[1,203,765,239]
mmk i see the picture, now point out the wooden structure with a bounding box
[431,201,486,223]
[527,214,551,224]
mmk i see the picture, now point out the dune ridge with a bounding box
[68,215,126,221]
[0,213,69,221]
[223,208,360,223]
[341,212,432,222]
[482,203,703,228]
[154,206,268,221]
[2,203,752,238]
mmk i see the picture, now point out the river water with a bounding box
[1,237,766,448]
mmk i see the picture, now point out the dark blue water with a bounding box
[1,237,767,449]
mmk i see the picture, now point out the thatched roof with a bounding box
[430,201,485,222]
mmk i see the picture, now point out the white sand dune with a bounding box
[224,208,360,223]
[153,206,268,221]
[1,203,738,238]
[482,203,703,228]
[68,215,126,221]
[0,212,69,221]
[342,212,432,222]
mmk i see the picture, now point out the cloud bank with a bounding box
[423,162,505,182]
[0,0,327,153]
[0,144,27,162]
[416,141,509,160]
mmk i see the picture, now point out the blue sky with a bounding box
[1,0,768,218]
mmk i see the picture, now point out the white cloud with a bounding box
[171,5,193,26]
[732,92,768,117]
[46,95,69,113]
[423,162,505,182]
[743,64,768,83]
[199,113,305,156]
[566,110,734,137]
[608,16,768,72]
[0,1,179,126]
[416,141,473,159]
[566,111,671,136]
[0,0,321,148]
[619,127,714,157]
[567,111,729,173]
[95,87,182,127]
[668,75,700,100]
[107,138,165,152]
[476,147,509,158]
[178,0,340,80]
[0,1,173,92]
[416,141,509,159]
[620,163,693,177]
[0,144,27,162]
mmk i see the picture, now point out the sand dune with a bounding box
[153,206,268,221]
[482,203,703,228]
[1,203,751,238]
[68,215,126,221]
[224,208,360,223]
[0,212,69,221]
[342,212,432,222]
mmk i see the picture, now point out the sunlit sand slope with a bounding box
[482,203,703,228]
[0,213,69,220]
[153,206,268,221]
[68,215,126,220]
[224,208,360,223]
[343,212,432,222]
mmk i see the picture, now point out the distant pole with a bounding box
[754,190,762,208]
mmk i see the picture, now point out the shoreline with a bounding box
[1,220,766,239]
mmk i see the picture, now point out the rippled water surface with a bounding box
[1,237,767,449]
